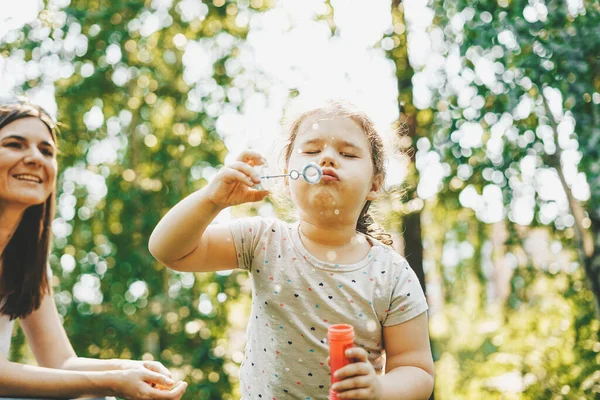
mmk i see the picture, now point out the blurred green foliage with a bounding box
[2,0,599,399]
[415,0,600,398]
[3,0,275,398]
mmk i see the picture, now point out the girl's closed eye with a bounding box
[341,152,358,158]
[302,149,321,155]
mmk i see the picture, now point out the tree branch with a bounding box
[541,93,594,261]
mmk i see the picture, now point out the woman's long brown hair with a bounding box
[0,103,59,320]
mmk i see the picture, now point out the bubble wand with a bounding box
[256,162,323,189]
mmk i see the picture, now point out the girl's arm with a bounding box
[148,187,236,272]
[1,293,186,399]
[331,312,434,400]
[148,150,268,272]
[378,312,435,399]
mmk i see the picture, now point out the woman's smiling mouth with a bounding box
[13,174,43,183]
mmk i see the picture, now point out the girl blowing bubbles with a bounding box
[149,100,434,399]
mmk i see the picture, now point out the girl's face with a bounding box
[0,117,57,208]
[287,112,381,222]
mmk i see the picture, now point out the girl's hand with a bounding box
[330,347,382,400]
[110,367,187,399]
[204,149,269,208]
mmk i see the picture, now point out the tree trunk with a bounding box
[398,106,435,399]
[403,212,426,293]
[397,110,427,296]
[584,216,600,314]
[389,2,434,397]
[542,95,600,314]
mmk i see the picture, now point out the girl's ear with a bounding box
[366,174,383,201]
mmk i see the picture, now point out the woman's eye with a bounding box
[4,142,22,149]
[41,148,54,157]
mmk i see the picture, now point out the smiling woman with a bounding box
[0,101,58,322]
[0,99,187,399]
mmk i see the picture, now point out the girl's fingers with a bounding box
[236,149,267,166]
[222,168,258,187]
[345,347,369,362]
[335,387,373,399]
[333,362,371,380]
[331,375,371,392]
[247,189,270,202]
[227,162,262,183]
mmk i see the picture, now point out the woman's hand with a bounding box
[109,365,187,399]
[204,149,269,208]
[330,347,382,400]
[117,359,171,377]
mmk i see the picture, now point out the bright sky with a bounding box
[0,0,41,39]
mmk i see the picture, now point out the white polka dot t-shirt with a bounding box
[229,216,428,399]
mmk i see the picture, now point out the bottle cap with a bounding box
[327,324,354,341]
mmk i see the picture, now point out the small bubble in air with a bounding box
[326,251,337,261]
[334,209,339,215]
[367,320,377,332]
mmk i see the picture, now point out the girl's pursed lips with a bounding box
[321,175,338,180]
[321,168,339,179]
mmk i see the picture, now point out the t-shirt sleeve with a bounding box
[228,216,268,272]
[383,257,428,326]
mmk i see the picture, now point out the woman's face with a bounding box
[0,117,57,208]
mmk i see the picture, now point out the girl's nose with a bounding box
[318,148,338,168]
